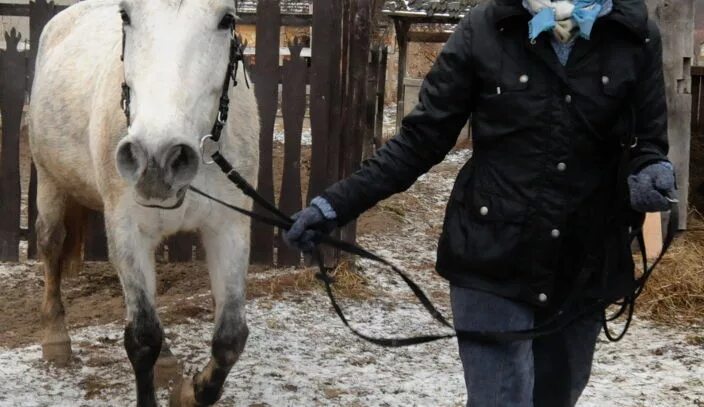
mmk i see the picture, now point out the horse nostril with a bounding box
[163,144,199,186]
[115,140,146,182]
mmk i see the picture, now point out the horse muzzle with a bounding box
[116,138,199,209]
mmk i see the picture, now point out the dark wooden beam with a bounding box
[0,3,68,16]
[407,30,452,43]
[238,12,312,27]
[394,18,410,132]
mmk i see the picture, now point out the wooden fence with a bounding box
[0,0,387,265]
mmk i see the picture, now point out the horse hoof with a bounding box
[154,354,182,388]
[41,340,72,366]
[169,377,198,407]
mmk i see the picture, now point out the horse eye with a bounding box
[218,14,235,30]
[120,10,131,25]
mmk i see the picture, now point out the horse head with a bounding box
[114,0,238,209]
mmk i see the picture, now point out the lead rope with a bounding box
[119,16,678,346]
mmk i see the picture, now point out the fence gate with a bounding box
[0,0,386,266]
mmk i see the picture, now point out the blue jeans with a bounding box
[451,285,602,407]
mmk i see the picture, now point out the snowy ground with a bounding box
[1,148,703,406]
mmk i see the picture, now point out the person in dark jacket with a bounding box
[285,0,675,405]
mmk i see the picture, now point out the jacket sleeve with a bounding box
[629,21,670,173]
[320,14,475,225]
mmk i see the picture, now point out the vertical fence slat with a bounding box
[374,47,388,149]
[309,0,342,266]
[340,0,372,244]
[250,0,281,265]
[364,47,380,160]
[308,0,336,203]
[84,210,108,261]
[0,29,27,261]
[167,233,196,263]
[27,163,38,259]
[277,40,307,267]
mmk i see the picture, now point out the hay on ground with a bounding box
[637,213,704,325]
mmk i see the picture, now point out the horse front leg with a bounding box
[107,213,163,407]
[171,226,249,407]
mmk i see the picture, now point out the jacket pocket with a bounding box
[438,186,530,280]
[601,70,635,100]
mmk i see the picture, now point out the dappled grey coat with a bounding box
[321,0,669,307]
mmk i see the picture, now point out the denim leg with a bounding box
[451,286,535,407]
[532,311,602,407]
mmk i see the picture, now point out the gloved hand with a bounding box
[283,197,338,252]
[628,161,676,213]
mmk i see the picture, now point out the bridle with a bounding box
[119,14,247,165]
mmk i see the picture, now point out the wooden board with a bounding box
[307,0,336,203]
[277,40,307,267]
[167,233,196,263]
[646,0,693,230]
[374,47,388,149]
[27,163,38,259]
[364,47,380,160]
[84,210,108,261]
[0,29,27,261]
[340,0,372,244]
[250,0,281,265]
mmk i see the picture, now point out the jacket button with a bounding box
[480,206,489,216]
[519,74,529,83]
[564,94,572,104]
[601,76,610,85]
[551,229,561,238]
[538,293,548,303]
[557,162,567,172]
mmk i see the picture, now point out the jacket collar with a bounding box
[491,0,649,41]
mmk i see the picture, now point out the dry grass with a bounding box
[248,259,374,301]
[637,213,704,325]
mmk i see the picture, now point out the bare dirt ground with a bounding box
[2,147,704,406]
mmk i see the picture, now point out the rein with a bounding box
[118,18,679,346]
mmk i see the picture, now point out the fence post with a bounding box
[646,0,693,230]
[250,0,281,265]
[374,46,388,149]
[0,29,27,261]
[339,0,372,244]
[277,39,307,267]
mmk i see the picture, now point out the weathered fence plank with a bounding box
[0,29,27,261]
[646,0,693,229]
[167,233,196,263]
[340,0,372,244]
[374,47,388,149]
[308,0,336,204]
[27,163,37,259]
[84,210,108,261]
[250,0,281,265]
[364,47,380,160]
[277,40,307,267]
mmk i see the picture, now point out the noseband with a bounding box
[119,16,247,164]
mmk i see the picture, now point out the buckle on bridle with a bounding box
[200,134,219,165]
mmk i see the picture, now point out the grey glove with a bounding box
[283,197,337,252]
[628,161,676,213]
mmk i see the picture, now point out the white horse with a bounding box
[29,0,259,405]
